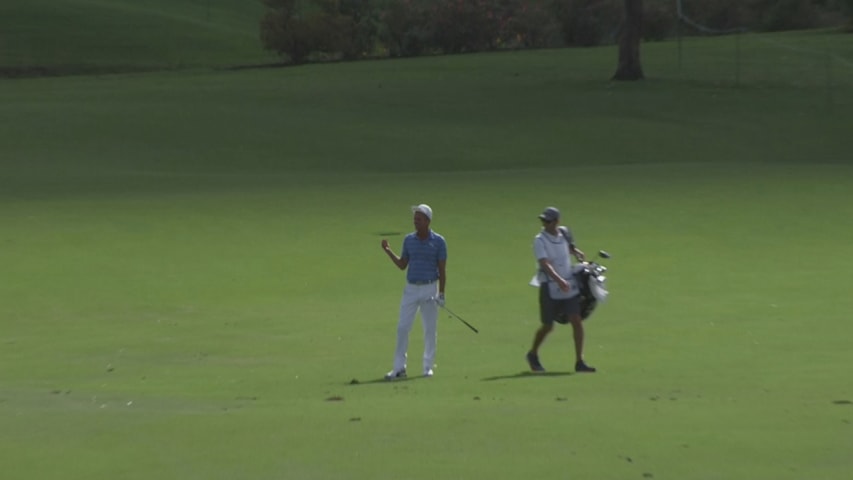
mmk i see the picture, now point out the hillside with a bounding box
[0,0,276,76]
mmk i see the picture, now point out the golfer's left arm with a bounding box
[437,260,446,297]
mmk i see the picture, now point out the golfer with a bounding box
[380,204,447,380]
[526,206,596,373]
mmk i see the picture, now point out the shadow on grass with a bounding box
[344,371,574,385]
[345,376,431,386]
[482,371,574,381]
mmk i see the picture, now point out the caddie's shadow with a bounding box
[482,371,574,381]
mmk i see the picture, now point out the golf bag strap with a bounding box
[558,226,575,249]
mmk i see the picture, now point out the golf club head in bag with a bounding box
[573,250,611,320]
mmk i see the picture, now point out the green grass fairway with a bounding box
[2,30,853,480]
[2,164,852,480]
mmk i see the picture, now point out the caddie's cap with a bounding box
[412,204,433,220]
[538,206,560,222]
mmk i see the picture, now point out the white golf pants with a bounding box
[393,282,438,373]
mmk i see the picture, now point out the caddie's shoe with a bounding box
[423,369,434,378]
[526,351,545,372]
[384,369,407,381]
[575,361,597,373]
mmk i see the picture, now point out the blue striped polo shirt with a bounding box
[401,230,447,284]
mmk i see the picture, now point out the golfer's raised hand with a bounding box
[381,239,390,250]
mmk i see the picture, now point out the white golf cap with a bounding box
[411,204,433,220]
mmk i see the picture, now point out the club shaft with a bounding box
[441,305,478,333]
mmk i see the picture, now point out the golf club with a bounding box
[572,249,612,320]
[432,298,479,333]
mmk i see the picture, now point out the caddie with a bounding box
[526,206,596,373]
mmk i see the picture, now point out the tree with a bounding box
[844,0,853,31]
[612,0,644,80]
[260,0,377,64]
[259,0,316,64]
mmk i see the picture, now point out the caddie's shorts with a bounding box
[539,283,581,325]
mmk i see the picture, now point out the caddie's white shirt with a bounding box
[534,230,573,284]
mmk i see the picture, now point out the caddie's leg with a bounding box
[569,314,585,362]
[531,284,555,354]
[420,285,438,373]
[570,312,595,371]
[394,284,419,372]
[531,323,553,353]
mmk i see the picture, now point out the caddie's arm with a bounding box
[381,239,408,270]
[570,245,586,262]
[538,258,570,292]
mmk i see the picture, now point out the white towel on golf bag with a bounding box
[590,281,609,303]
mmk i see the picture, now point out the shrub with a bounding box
[260,0,317,64]
[677,0,832,32]
[501,0,564,48]
[846,0,853,30]
[260,0,380,63]
[676,0,751,31]
[324,0,380,59]
[752,0,820,31]
[554,0,622,47]
[644,0,676,41]
[428,0,502,53]
[377,0,434,57]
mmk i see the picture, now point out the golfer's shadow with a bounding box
[345,371,573,385]
[482,371,574,381]
[345,376,430,386]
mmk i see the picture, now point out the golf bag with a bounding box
[572,254,610,320]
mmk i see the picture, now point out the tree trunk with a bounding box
[613,0,644,81]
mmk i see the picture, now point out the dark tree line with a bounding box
[260,0,853,80]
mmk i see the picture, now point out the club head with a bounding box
[598,250,611,259]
